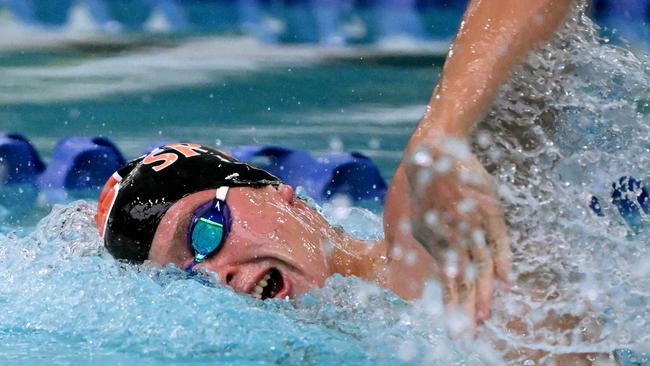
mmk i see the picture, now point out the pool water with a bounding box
[0,40,438,177]
[2,3,650,365]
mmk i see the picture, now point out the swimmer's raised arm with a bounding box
[415,0,574,139]
[384,0,574,334]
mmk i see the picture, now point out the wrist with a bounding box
[408,119,468,156]
[420,98,475,139]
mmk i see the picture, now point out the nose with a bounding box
[216,264,237,285]
[278,184,295,204]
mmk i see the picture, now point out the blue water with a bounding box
[0,46,438,178]
[0,201,499,365]
[2,3,650,365]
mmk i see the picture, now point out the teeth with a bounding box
[251,272,273,299]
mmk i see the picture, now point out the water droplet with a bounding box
[424,210,439,228]
[411,147,433,167]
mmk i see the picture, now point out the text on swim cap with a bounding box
[143,143,208,172]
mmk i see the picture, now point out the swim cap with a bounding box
[95,143,282,263]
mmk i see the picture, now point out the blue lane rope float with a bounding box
[3,132,645,231]
[230,145,387,203]
[0,134,387,215]
[37,136,127,202]
[0,132,45,185]
[0,133,45,218]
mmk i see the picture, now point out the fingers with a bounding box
[460,278,477,336]
[469,229,494,321]
[404,141,513,336]
[442,270,459,308]
[437,192,507,331]
[423,191,493,329]
[483,197,512,284]
[441,250,477,337]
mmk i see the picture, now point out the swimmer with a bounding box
[97,0,616,363]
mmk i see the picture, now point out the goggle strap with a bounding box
[185,259,197,271]
[215,186,229,201]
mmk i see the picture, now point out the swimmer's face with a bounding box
[149,184,333,300]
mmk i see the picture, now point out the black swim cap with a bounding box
[96,143,282,263]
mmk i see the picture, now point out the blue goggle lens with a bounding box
[191,217,224,262]
[187,199,231,268]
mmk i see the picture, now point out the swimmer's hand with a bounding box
[405,136,512,334]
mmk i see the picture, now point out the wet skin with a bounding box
[149,184,436,301]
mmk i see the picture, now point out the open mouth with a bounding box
[251,268,285,300]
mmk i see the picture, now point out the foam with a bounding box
[469,3,650,360]
[0,201,500,365]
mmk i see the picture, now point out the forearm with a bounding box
[410,0,574,144]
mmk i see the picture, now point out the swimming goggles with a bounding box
[185,187,232,271]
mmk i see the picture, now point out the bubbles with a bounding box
[296,275,501,365]
[443,250,460,279]
[321,197,384,241]
[472,229,486,247]
[328,194,352,221]
[391,244,404,260]
[411,146,433,167]
[399,218,411,235]
[477,132,492,149]
[416,168,434,189]
[404,250,418,266]
[424,210,439,228]
[457,198,477,214]
[321,237,336,259]
[442,138,471,160]
[446,310,472,339]
[432,156,453,175]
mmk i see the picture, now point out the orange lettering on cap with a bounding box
[142,148,178,172]
[142,144,207,172]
